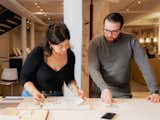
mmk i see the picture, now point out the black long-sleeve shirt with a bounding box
[20,46,75,92]
[88,33,159,97]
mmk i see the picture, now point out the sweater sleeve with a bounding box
[131,37,159,93]
[88,40,108,91]
[20,47,43,86]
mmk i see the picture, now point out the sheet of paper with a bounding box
[43,97,90,110]
[17,101,41,110]
[43,103,90,110]
[46,97,84,105]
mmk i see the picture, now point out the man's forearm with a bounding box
[89,69,108,91]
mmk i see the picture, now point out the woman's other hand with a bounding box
[77,89,86,99]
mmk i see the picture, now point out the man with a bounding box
[88,12,160,105]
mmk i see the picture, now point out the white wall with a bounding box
[0,26,45,65]
[10,26,45,51]
[64,0,82,87]
[10,26,22,49]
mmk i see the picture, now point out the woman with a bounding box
[20,23,84,103]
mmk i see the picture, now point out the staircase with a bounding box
[0,5,21,35]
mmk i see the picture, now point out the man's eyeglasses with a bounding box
[104,29,120,35]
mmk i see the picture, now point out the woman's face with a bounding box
[51,39,70,55]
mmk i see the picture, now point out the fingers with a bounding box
[112,98,118,103]
[101,95,116,106]
[33,92,45,104]
[147,94,160,103]
[151,97,160,103]
[78,90,86,100]
[107,96,112,106]
[100,88,117,106]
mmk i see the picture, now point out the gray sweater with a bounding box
[88,33,158,97]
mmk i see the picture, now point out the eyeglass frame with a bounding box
[104,28,121,35]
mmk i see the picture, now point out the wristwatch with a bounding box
[153,90,160,94]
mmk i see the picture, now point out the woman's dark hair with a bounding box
[43,23,70,56]
[103,12,124,28]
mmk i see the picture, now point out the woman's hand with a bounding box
[24,81,45,104]
[77,89,86,99]
[68,80,86,99]
[32,90,45,103]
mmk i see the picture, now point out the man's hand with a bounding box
[147,93,160,103]
[101,88,116,106]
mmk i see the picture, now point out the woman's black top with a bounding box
[20,46,75,92]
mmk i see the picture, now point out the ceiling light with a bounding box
[137,0,141,4]
[34,12,45,15]
[40,9,44,12]
[26,20,30,24]
[126,8,129,12]
[34,2,38,6]
[37,5,40,8]
[153,37,157,42]
[139,38,144,43]
[146,37,150,43]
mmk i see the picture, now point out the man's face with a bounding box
[103,19,121,42]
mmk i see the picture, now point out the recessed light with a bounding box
[40,8,44,11]
[26,20,30,23]
[137,0,141,4]
[126,8,129,12]
[34,2,38,6]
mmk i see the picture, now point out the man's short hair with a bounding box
[103,12,124,28]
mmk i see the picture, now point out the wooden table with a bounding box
[0,95,159,120]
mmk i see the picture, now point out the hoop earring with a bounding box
[50,45,53,50]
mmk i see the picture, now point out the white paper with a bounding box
[43,97,90,110]
[17,101,41,110]
[46,97,84,105]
